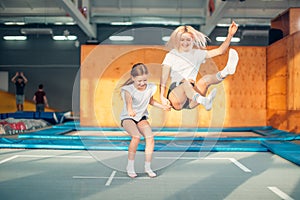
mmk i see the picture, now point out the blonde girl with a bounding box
[160,22,239,110]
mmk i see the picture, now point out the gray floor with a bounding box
[0,149,299,200]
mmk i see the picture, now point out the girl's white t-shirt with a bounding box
[162,49,207,85]
[120,83,157,121]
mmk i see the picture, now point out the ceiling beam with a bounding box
[90,8,206,18]
[200,1,228,36]
[58,0,96,38]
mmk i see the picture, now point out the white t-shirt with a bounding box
[120,83,157,121]
[162,49,207,85]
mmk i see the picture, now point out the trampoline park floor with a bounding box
[0,149,299,200]
[1,118,300,199]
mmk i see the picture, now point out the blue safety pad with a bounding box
[66,126,273,132]
[17,133,298,142]
[0,113,8,119]
[294,135,300,140]
[6,111,37,119]
[0,137,268,152]
[0,137,85,150]
[253,128,295,136]
[0,111,69,124]
[23,128,74,136]
[261,141,300,166]
[154,141,268,152]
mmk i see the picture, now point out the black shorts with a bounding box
[167,81,195,109]
[121,116,147,127]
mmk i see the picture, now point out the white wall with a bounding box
[0,71,8,91]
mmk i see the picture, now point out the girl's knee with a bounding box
[199,76,210,87]
[131,136,141,143]
[170,102,182,110]
[145,136,154,142]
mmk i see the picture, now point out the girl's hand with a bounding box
[128,108,136,117]
[228,21,238,36]
[163,104,172,111]
[161,96,170,107]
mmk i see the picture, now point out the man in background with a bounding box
[33,84,49,112]
[11,72,28,111]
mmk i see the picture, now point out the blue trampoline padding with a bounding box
[261,141,300,166]
[0,113,8,119]
[0,137,268,152]
[0,111,69,124]
[25,128,73,135]
[253,128,297,137]
[154,142,268,152]
[57,126,273,132]
[17,134,297,142]
[7,111,36,119]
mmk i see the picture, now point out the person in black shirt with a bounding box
[11,72,28,111]
[33,84,49,112]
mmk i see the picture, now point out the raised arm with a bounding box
[20,72,28,83]
[11,72,19,83]
[207,21,238,58]
[160,64,171,106]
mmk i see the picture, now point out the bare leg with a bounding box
[168,80,216,111]
[122,119,141,178]
[195,49,239,95]
[137,120,156,177]
[17,104,22,111]
[128,137,140,160]
[189,48,239,109]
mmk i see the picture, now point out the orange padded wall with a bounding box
[80,45,266,128]
[267,31,300,133]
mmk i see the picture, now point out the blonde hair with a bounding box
[166,25,210,50]
[121,63,149,86]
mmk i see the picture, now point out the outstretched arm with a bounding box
[160,64,171,106]
[149,96,171,111]
[207,21,238,58]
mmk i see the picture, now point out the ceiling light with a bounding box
[65,22,76,25]
[3,36,27,40]
[109,36,134,41]
[216,36,240,42]
[134,20,180,26]
[162,36,170,42]
[21,28,53,35]
[110,22,133,25]
[54,22,64,25]
[217,23,231,27]
[4,22,25,25]
[52,35,77,41]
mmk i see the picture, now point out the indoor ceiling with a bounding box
[0,0,300,39]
